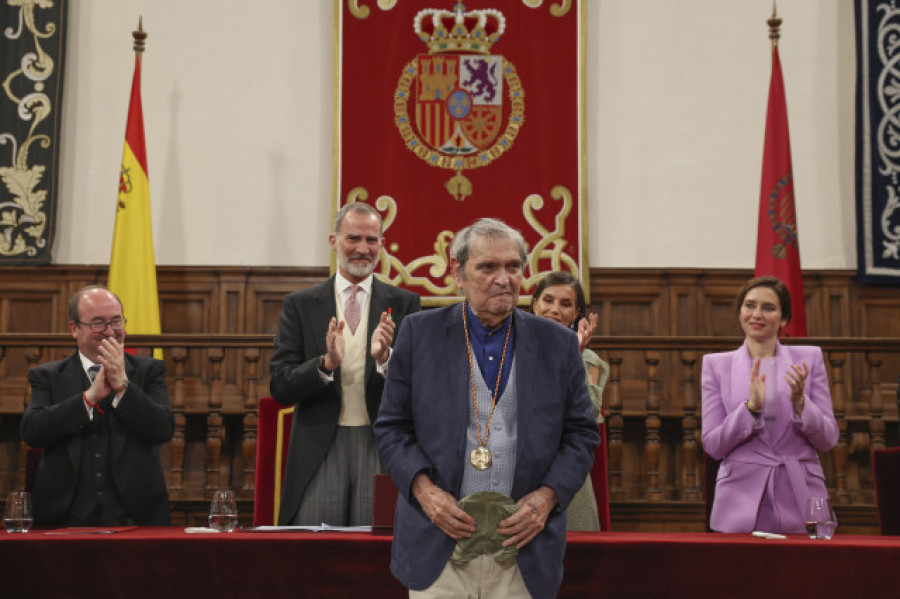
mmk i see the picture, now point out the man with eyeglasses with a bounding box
[22,285,174,526]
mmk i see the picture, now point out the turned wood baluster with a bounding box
[16,348,43,490]
[680,351,700,501]
[866,352,885,451]
[827,352,849,504]
[0,346,16,493]
[0,346,6,387]
[644,351,662,501]
[168,347,187,494]
[206,347,225,495]
[0,347,5,413]
[23,347,41,407]
[606,351,624,501]
[241,348,260,497]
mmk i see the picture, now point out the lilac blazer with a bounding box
[701,341,838,533]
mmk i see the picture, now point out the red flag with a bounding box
[755,45,807,337]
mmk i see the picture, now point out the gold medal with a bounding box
[470,446,492,470]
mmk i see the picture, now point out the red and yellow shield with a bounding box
[415,54,503,153]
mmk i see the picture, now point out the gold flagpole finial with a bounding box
[132,16,147,53]
[768,2,782,46]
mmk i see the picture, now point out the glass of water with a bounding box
[3,491,33,533]
[818,507,837,540]
[805,497,835,540]
[208,490,238,532]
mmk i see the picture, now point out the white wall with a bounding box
[54,0,856,269]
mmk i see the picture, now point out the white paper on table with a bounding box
[241,524,372,533]
[184,527,222,533]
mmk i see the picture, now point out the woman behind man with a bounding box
[702,276,838,533]
[531,271,608,531]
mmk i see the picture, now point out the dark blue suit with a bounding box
[374,304,599,599]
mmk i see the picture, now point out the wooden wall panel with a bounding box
[1,265,898,532]
[161,293,212,333]
[6,295,57,333]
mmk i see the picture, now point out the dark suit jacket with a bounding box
[269,276,420,525]
[22,352,174,526]
[374,305,599,599]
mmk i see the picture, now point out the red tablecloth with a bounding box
[2,528,899,598]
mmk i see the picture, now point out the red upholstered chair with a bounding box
[590,420,611,531]
[586,362,611,531]
[372,473,399,530]
[253,397,294,526]
[873,446,900,535]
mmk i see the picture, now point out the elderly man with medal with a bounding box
[375,218,599,599]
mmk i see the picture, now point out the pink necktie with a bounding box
[345,284,361,334]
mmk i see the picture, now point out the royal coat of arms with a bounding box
[394,2,525,201]
[766,173,799,260]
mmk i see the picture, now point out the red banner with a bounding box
[755,45,807,337]
[337,0,585,303]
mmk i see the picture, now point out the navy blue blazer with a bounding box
[374,304,599,599]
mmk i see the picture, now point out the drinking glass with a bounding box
[208,490,238,532]
[3,491,33,533]
[818,507,837,540]
[805,497,832,540]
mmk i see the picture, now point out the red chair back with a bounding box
[874,446,900,535]
[589,421,611,531]
[253,397,294,526]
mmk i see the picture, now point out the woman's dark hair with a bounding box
[734,276,792,325]
[530,271,587,331]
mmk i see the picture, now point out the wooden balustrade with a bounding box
[169,346,187,494]
[680,350,700,502]
[607,351,624,502]
[1,333,898,530]
[830,351,850,505]
[644,350,662,502]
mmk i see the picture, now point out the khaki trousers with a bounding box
[409,554,531,599]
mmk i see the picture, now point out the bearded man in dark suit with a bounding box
[270,202,420,526]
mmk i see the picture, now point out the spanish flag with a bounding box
[108,32,162,358]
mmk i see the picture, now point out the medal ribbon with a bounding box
[462,301,513,454]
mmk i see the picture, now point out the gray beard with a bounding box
[340,256,375,279]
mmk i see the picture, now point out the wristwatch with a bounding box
[318,355,334,375]
[114,379,129,395]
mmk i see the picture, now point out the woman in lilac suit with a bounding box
[702,276,838,533]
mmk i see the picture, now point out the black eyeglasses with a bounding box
[76,317,127,333]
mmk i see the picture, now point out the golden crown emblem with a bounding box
[413,1,506,55]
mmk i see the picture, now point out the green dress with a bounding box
[565,348,609,531]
